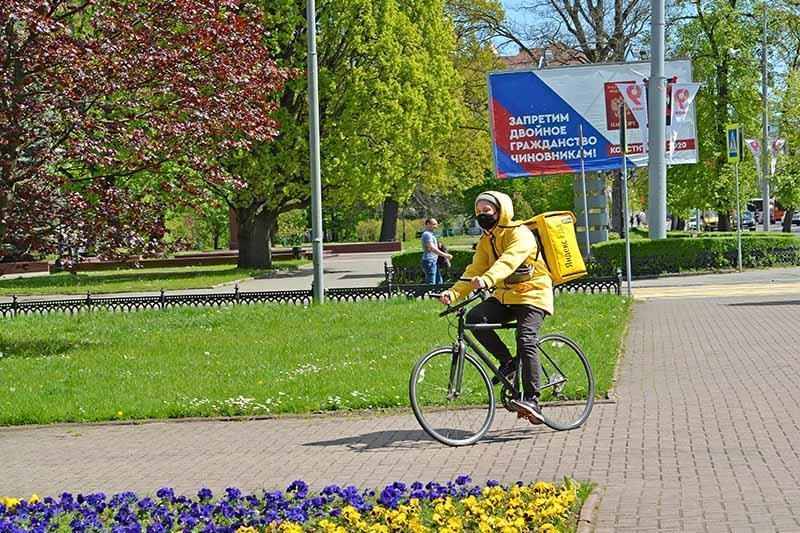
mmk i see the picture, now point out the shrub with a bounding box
[590,234,800,276]
[355,219,381,242]
[275,210,308,246]
[391,249,475,283]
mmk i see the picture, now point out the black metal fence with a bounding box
[383,263,621,294]
[0,271,621,318]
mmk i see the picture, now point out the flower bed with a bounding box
[1,477,588,532]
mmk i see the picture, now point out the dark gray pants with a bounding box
[466,297,545,400]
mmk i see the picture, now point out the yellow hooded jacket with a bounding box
[445,190,554,315]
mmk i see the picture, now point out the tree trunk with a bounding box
[379,197,399,242]
[783,207,794,232]
[236,205,276,269]
[611,171,623,235]
[717,210,731,232]
[671,215,683,231]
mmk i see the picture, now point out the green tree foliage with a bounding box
[669,0,764,226]
[460,175,574,220]
[773,69,800,213]
[442,0,506,188]
[225,0,467,267]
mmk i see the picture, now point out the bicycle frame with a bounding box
[447,305,517,396]
[447,303,570,401]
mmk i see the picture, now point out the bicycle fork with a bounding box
[447,340,466,400]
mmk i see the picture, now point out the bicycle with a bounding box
[409,288,595,446]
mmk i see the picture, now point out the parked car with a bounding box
[739,210,757,231]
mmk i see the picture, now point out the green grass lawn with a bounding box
[0,261,308,296]
[0,293,631,425]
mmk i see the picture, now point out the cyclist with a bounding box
[438,191,553,424]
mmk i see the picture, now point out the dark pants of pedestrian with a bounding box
[421,258,438,284]
[466,297,545,400]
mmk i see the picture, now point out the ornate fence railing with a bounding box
[383,264,622,296]
[0,269,621,318]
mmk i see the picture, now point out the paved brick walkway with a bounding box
[2,293,800,531]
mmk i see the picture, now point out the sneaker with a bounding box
[491,360,516,385]
[510,398,544,425]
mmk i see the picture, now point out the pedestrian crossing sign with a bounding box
[726,124,741,163]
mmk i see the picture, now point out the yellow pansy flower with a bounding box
[0,497,20,509]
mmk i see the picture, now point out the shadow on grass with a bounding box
[303,427,538,451]
[0,337,82,359]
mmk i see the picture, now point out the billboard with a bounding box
[488,59,698,178]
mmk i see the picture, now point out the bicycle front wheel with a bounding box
[537,334,595,431]
[409,347,495,446]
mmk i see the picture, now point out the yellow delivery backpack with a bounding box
[524,211,587,286]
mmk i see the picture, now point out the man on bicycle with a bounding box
[439,191,553,424]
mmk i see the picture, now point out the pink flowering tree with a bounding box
[0,0,288,263]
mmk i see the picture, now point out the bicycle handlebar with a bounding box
[435,287,495,317]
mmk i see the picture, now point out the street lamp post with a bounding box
[307,0,325,303]
[761,1,770,233]
[648,0,668,239]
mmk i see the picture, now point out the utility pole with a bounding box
[307,0,325,302]
[761,1,770,232]
[648,0,667,239]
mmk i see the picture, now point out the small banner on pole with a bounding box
[770,138,786,176]
[615,82,648,149]
[745,138,762,177]
[669,83,700,162]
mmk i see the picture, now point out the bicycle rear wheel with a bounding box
[537,333,594,430]
[409,347,495,446]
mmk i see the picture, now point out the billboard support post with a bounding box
[578,124,591,258]
[620,102,633,297]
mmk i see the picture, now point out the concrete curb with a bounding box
[577,485,604,533]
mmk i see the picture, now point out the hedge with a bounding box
[391,250,475,283]
[393,234,800,281]
[628,228,797,239]
[590,234,800,276]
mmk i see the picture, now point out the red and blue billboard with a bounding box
[488,60,697,178]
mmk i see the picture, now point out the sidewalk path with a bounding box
[2,292,799,531]
[0,251,395,303]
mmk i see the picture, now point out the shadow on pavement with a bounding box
[253,269,312,280]
[303,427,539,451]
[727,300,800,307]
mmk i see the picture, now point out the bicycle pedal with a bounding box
[516,411,544,425]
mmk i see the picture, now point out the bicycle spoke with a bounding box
[536,334,594,431]
[410,348,495,446]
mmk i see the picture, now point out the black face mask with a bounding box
[477,213,498,231]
